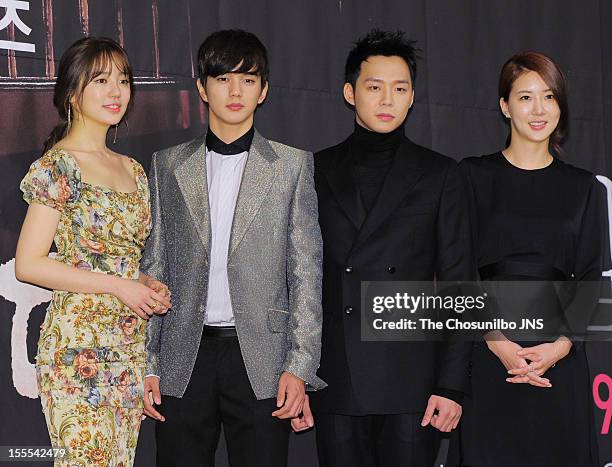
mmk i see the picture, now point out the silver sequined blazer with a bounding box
[140,130,326,399]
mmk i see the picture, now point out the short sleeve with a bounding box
[20,149,81,211]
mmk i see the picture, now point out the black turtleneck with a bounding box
[206,126,254,155]
[350,122,403,213]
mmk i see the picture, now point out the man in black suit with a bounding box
[291,30,473,466]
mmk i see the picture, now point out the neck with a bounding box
[503,137,553,169]
[352,120,404,151]
[208,115,254,144]
[62,118,111,152]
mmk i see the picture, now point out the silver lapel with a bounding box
[229,130,278,256]
[174,133,211,258]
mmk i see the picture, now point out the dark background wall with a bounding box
[1,1,611,465]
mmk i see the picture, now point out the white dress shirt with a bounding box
[203,147,248,326]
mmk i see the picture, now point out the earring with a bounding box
[67,104,72,130]
[113,123,118,144]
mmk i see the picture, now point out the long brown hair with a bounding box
[43,37,134,154]
[498,51,569,156]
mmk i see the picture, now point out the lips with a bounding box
[226,103,244,111]
[376,113,394,122]
[103,104,121,113]
[528,121,547,131]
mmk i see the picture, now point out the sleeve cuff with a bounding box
[434,388,465,405]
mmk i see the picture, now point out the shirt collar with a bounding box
[206,126,254,155]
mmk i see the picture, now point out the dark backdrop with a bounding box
[1,1,611,465]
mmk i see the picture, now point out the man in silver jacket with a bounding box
[139,29,325,467]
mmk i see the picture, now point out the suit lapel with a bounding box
[174,133,211,257]
[351,138,425,251]
[324,140,367,230]
[229,130,277,256]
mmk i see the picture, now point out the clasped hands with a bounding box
[487,335,572,388]
[116,275,172,321]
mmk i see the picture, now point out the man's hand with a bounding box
[272,371,305,419]
[420,395,462,432]
[291,394,314,432]
[143,376,165,422]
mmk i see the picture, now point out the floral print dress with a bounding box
[20,149,151,467]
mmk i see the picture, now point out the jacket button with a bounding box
[344,306,353,315]
[387,266,396,274]
[345,266,353,273]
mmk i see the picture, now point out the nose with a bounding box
[532,96,545,115]
[229,77,242,97]
[380,86,392,106]
[108,80,121,98]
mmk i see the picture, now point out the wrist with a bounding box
[101,274,124,295]
[553,338,572,359]
[138,273,150,285]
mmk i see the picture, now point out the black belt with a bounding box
[202,325,237,338]
[479,260,568,281]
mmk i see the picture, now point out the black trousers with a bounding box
[155,334,290,467]
[315,412,437,467]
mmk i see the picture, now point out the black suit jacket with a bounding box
[311,135,474,415]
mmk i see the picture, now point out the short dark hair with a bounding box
[345,29,419,87]
[499,50,569,156]
[197,29,269,87]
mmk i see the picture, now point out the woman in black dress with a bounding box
[459,51,602,467]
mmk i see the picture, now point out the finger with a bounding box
[140,302,155,317]
[151,302,169,315]
[302,396,315,427]
[150,290,172,309]
[273,392,297,418]
[507,374,550,387]
[452,413,461,430]
[287,395,304,419]
[506,375,530,383]
[430,414,441,430]
[152,384,162,405]
[143,398,164,421]
[435,411,453,432]
[525,376,550,388]
[526,373,552,387]
[303,411,314,428]
[276,379,287,409]
[443,417,455,432]
[517,351,541,361]
[448,410,461,431]
[507,366,532,375]
[131,306,150,320]
[421,400,436,427]
[291,418,309,432]
[516,346,539,355]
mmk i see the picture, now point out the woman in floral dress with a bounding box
[15,37,171,467]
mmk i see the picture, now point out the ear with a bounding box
[409,88,415,109]
[196,79,208,103]
[257,81,269,105]
[343,83,355,106]
[499,97,510,118]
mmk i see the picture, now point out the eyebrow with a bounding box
[516,89,553,93]
[364,78,411,84]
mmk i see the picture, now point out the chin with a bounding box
[369,123,400,134]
